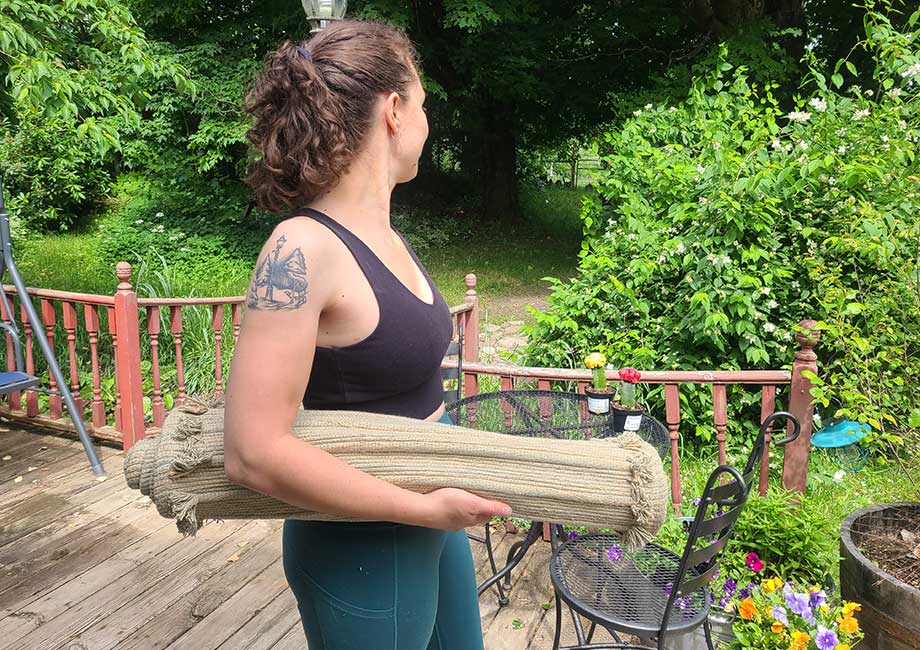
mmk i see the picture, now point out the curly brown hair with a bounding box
[243,21,420,214]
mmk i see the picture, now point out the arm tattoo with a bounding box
[246,235,308,311]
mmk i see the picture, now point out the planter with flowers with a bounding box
[584,352,615,414]
[611,367,644,432]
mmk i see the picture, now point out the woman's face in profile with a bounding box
[393,75,429,184]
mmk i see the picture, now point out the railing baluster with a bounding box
[759,385,777,496]
[147,306,165,428]
[665,383,682,515]
[84,304,106,428]
[1,291,20,411]
[108,305,121,431]
[537,378,551,424]
[231,303,242,345]
[41,299,62,419]
[62,301,83,414]
[20,302,37,416]
[170,306,186,405]
[500,374,513,429]
[712,384,728,466]
[212,305,224,396]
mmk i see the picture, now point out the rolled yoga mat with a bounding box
[124,400,669,547]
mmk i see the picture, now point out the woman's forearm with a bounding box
[224,433,435,527]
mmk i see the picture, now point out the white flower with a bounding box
[696,164,706,174]
[797,154,808,164]
[837,127,847,136]
[627,233,637,240]
[698,196,708,205]
[633,110,642,117]
[853,108,870,121]
[771,139,782,150]
[719,255,731,265]
[669,106,678,112]
[833,470,846,483]
[763,322,777,333]
[134,219,144,225]
[882,135,889,142]
[829,176,837,186]
[156,211,164,218]
[713,142,721,150]
[885,63,906,79]
[809,97,827,113]
[761,287,771,295]
[890,88,904,98]
[785,143,793,153]
[787,111,811,123]
[798,140,809,150]
[899,119,908,129]
[766,300,779,309]
[792,280,800,288]
[838,145,847,155]
[865,89,874,97]
[645,103,653,110]
[180,247,190,252]
[676,242,686,254]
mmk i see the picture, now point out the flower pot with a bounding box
[611,403,644,432]
[662,609,736,650]
[584,387,615,414]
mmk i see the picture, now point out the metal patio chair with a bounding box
[548,412,800,650]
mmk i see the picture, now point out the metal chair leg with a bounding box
[703,616,716,650]
[553,591,563,650]
[484,522,509,605]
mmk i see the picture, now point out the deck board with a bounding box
[0,425,618,650]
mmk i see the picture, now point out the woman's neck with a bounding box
[309,150,395,240]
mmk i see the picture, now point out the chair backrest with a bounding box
[660,463,750,636]
[441,318,464,406]
[740,411,801,490]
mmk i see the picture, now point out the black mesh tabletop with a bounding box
[550,533,711,636]
[446,389,669,458]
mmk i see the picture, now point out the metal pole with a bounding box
[0,178,106,476]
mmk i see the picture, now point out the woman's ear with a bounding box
[384,91,401,135]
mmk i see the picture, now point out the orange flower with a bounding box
[738,598,758,620]
[841,601,862,618]
[772,621,785,634]
[838,616,860,634]
[789,630,810,650]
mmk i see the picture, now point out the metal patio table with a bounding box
[445,389,668,606]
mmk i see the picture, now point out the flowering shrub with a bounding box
[523,4,920,447]
[730,579,864,650]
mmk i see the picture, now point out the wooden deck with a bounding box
[0,422,624,650]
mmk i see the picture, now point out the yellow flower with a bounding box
[584,352,607,369]
[762,576,783,593]
[739,598,758,621]
[835,645,851,650]
[789,630,810,650]
[771,621,785,634]
[838,617,859,634]
[820,604,830,613]
[841,601,862,617]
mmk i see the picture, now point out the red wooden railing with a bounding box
[0,263,817,509]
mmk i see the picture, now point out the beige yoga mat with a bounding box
[124,400,668,547]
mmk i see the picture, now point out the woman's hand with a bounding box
[418,487,512,532]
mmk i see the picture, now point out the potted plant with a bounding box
[584,352,614,414]
[611,367,644,432]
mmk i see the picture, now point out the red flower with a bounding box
[618,367,641,383]
[745,552,764,572]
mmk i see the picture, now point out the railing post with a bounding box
[782,319,819,493]
[463,273,480,397]
[113,262,146,450]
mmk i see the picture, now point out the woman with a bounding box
[223,20,511,650]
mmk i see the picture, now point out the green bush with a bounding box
[524,5,920,448]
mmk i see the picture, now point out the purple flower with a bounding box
[692,497,702,507]
[607,544,623,562]
[771,606,789,626]
[815,625,839,650]
[809,588,827,609]
[712,568,720,580]
[738,587,751,600]
[718,595,730,609]
[568,531,579,540]
[784,586,810,616]
[722,578,737,596]
[663,582,674,597]
[802,608,816,626]
[709,592,716,604]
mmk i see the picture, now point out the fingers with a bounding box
[487,499,512,517]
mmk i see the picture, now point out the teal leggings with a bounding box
[282,412,484,650]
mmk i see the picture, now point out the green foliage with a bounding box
[524,6,920,447]
[0,0,191,228]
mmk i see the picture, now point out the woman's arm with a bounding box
[223,219,510,530]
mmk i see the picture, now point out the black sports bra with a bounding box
[297,209,454,419]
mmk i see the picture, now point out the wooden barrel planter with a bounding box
[840,503,920,650]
